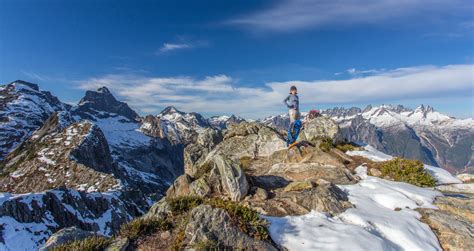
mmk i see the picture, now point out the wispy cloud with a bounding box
[159,43,193,52]
[157,38,209,54]
[336,68,385,76]
[76,64,473,118]
[228,0,470,32]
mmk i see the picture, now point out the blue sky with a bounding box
[1,0,473,118]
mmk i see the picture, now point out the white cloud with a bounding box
[159,43,192,52]
[228,0,470,32]
[76,64,473,118]
[157,39,209,54]
[338,68,385,76]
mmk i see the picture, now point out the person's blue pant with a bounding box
[287,119,302,146]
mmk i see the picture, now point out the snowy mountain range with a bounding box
[0,80,472,249]
[0,80,257,249]
[262,105,474,174]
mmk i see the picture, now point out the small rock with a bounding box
[40,227,96,251]
[254,187,269,200]
[369,168,382,177]
[144,198,172,218]
[166,174,192,198]
[284,180,315,192]
[105,238,129,251]
[189,177,211,197]
[160,231,171,240]
[457,173,474,183]
[316,178,330,185]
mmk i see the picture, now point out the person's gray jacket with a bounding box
[283,94,299,110]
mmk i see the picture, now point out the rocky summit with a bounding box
[0,81,472,250]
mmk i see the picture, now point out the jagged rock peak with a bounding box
[97,86,111,93]
[416,104,435,113]
[75,86,139,121]
[159,105,184,115]
[10,80,40,91]
[362,104,373,112]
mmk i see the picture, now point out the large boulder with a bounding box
[167,155,249,201]
[212,122,287,162]
[245,180,352,216]
[212,155,249,201]
[183,205,278,250]
[184,128,222,178]
[268,162,354,185]
[40,227,97,251]
[299,115,342,144]
[418,194,474,251]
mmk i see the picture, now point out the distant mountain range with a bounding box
[261,105,474,174]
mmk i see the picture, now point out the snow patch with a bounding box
[267,166,442,251]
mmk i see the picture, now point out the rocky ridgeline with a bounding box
[0,81,69,159]
[43,115,361,250]
[44,113,472,250]
[0,113,120,193]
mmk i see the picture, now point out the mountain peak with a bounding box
[75,87,139,121]
[10,80,40,91]
[97,86,111,94]
[415,104,435,113]
[160,106,184,115]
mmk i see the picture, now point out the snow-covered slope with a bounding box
[71,88,183,196]
[139,106,234,145]
[267,145,462,251]
[0,80,69,159]
[208,114,246,129]
[154,106,211,144]
[330,104,473,130]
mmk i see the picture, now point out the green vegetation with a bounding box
[379,158,436,187]
[207,198,269,240]
[167,196,203,214]
[119,217,172,241]
[167,196,270,241]
[317,136,334,152]
[316,136,357,153]
[192,240,219,250]
[50,236,111,251]
[335,143,356,152]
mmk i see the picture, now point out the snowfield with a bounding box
[267,145,462,251]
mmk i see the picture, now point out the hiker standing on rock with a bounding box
[283,85,300,123]
[283,86,301,146]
